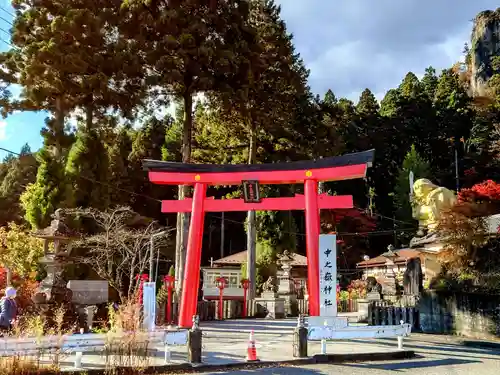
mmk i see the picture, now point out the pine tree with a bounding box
[20,114,74,229]
[433,69,473,186]
[65,127,110,209]
[394,145,430,243]
[204,0,310,295]
[20,148,68,229]
[128,117,174,219]
[0,144,38,225]
[8,1,146,124]
[357,89,379,115]
[421,66,439,100]
[323,89,337,106]
[398,72,423,99]
[106,125,134,206]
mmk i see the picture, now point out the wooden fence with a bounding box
[157,300,258,325]
[156,297,360,325]
[367,291,500,340]
[368,303,419,331]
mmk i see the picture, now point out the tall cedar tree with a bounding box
[65,127,110,209]
[394,145,430,244]
[122,0,257,290]
[7,1,146,126]
[7,1,150,227]
[128,117,174,220]
[0,145,38,226]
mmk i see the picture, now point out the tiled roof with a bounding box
[213,251,307,266]
[356,249,422,268]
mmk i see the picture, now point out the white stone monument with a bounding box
[143,282,156,331]
[308,234,411,349]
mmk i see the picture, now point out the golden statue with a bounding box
[411,178,456,233]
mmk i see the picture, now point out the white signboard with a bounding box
[142,282,156,332]
[309,316,348,330]
[319,234,337,317]
[164,330,189,346]
[308,323,412,341]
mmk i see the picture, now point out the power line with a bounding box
[0,6,13,18]
[0,145,161,202]
[0,14,12,27]
[0,35,14,48]
[0,145,417,239]
[0,26,10,38]
[354,205,416,227]
[206,212,416,238]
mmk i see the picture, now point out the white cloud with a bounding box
[277,0,498,99]
[0,120,8,141]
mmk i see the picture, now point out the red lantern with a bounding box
[163,275,175,325]
[240,279,250,318]
[135,274,149,304]
[215,276,227,320]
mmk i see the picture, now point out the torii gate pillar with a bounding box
[304,179,321,315]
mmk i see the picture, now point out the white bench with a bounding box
[307,316,412,353]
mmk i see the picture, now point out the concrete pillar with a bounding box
[293,315,308,358]
[188,315,202,364]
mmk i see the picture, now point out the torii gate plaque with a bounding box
[143,149,374,328]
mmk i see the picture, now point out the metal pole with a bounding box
[220,212,225,259]
[455,148,460,192]
[155,244,161,283]
[246,211,256,300]
[150,231,169,283]
[149,236,154,282]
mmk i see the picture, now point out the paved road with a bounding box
[197,333,500,374]
[54,318,500,373]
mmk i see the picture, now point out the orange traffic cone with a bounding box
[246,330,260,362]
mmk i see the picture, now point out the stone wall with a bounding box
[369,291,500,340]
[418,291,500,340]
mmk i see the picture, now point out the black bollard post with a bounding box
[293,314,308,358]
[188,315,202,364]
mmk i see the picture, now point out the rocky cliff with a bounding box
[470,9,500,96]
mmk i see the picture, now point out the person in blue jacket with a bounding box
[0,287,18,332]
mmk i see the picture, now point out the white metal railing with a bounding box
[0,329,188,368]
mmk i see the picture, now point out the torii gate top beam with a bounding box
[143,149,374,186]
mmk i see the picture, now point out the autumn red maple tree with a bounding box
[437,179,500,273]
[458,180,500,203]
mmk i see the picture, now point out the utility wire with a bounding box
[0,145,417,238]
[0,146,160,202]
[354,205,416,227]
[0,26,11,38]
[0,35,14,48]
[0,6,13,18]
[0,15,12,27]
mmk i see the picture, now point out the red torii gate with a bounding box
[144,149,374,328]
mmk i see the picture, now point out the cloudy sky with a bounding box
[278,0,498,99]
[0,0,499,157]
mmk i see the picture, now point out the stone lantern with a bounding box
[277,250,298,316]
[381,244,398,296]
[31,209,78,325]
